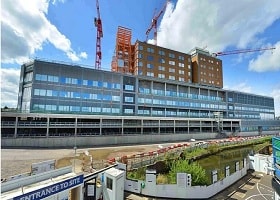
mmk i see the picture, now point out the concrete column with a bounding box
[141,119,143,135]
[46,117,50,137]
[121,119,124,135]
[100,118,102,135]
[15,117,18,138]
[75,117,77,137]
[187,120,189,134]
[174,120,176,134]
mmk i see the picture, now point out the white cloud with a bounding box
[1,0,86,64]
[79,52,88,59]
[158,0,280,54]
[52,0,66,5]
[248,41,280,72]
[224,82,252,94]
[271,87,280,117]
[1,68,20,108]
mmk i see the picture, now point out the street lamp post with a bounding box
[73,146,77,172]
[73,134,77,172]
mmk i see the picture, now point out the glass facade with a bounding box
[18,60,275,121]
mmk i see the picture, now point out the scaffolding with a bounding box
[111,26,134,74]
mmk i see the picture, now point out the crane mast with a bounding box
[213,47,276,57]
[146,1,169,45]
[94,0,103,69]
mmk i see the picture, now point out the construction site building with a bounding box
[111,27,223,88]
[190,47,223,88]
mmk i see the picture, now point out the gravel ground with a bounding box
[1,148,75,179]
[1,144,164,179]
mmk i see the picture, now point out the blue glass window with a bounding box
[102,108,111,113]
[82,107,91,112]
[147,55,154,61]
[47,75,53,82]
[34,89,39,95]
[35,74,41,81]
[71,78,77,84]
[147,64,154,69]
[147,47,154,53]
[124,109,134,114]
[90,94,97,99]
[92,107,101,112]
[103,95,112,101]
[70,106,80,112]
[73,92,81,98]
[88,80,93,86]
[112,96,120,101]
[112,108,120,113]
[112,83,120,89]
[158,50,165,56]
[97,94,103,100]
[83,93,90,99]
[60,77,66,83]
[98,81,103,87]
[40,75,47,81]
[60,91,67,97]
[158,58,165,64]
[52,90,58,96]
[59,105,69,111]
[46,105,56,111]
[125,96,134,103]
[125,85,134,91]
[39,89,46,96]
[83,80,88,86]
[46,90,52,96]
[138,98,144,103]
[138,62,143,67]
[145,98,152,104]
[66,78,71,84]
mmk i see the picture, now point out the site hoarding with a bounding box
[273,137,280,180]
[31,160,56,175]
[13,174,83,200]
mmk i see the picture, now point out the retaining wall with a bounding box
[1,131,277,148]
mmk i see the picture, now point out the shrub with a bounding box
[157,174,169,184]
[168,160,209,185]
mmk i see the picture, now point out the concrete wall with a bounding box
[1,132,217,148]
[1,131,277,148]
[1,166,72,193]
[249,154,274,175]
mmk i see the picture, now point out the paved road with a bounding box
[213,170,273,200]
[125,170,274,200]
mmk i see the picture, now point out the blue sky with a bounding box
[1,0,280,116]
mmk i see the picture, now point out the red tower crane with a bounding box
[94,0,103,69]
[212,47,276,57]
[146,0,169,46]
